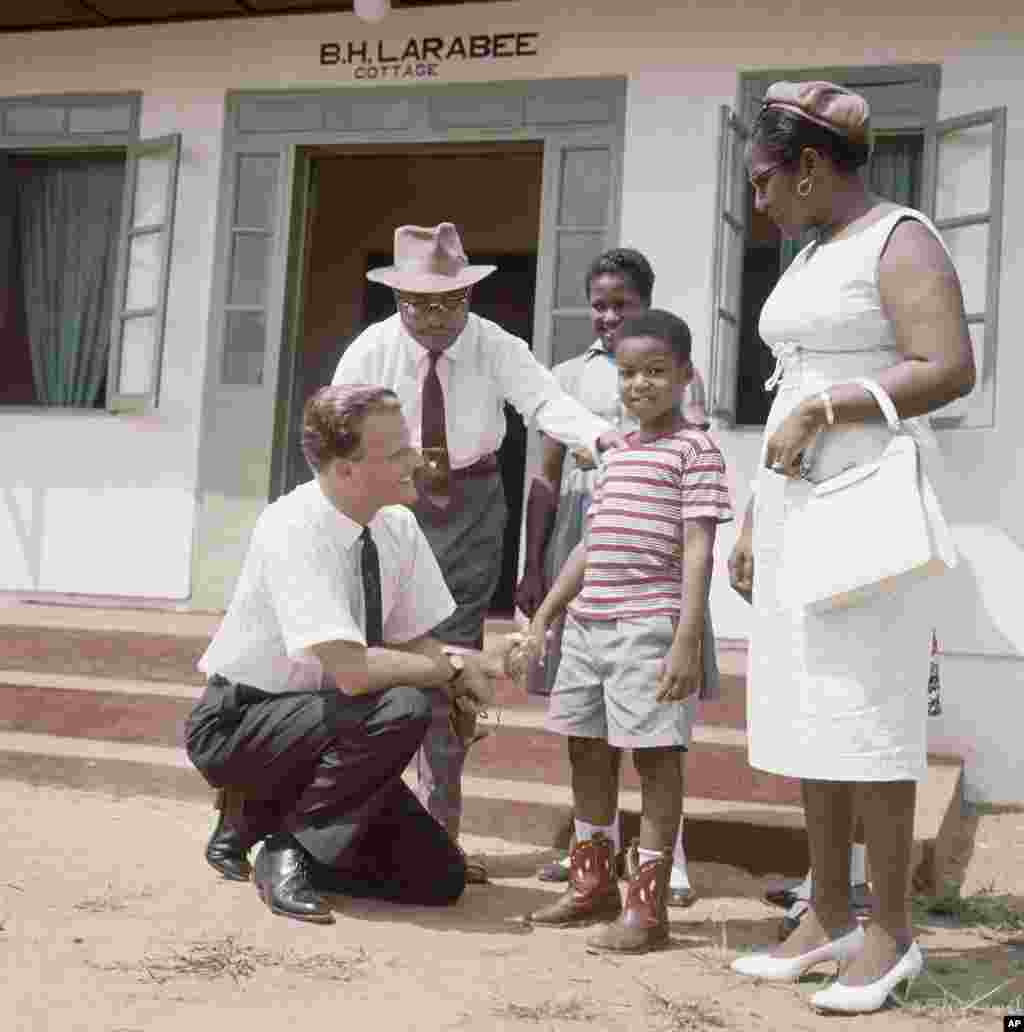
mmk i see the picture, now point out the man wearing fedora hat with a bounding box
[332,223,622,882]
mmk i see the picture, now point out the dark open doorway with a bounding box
[284,142,544,616]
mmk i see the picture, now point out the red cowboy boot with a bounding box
[528,831,622,926]
[586,841,672,953]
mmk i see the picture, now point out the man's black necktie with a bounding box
[360,526,383,648]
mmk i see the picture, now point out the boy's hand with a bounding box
[478,632,525,680]
[525,614,551,669]
[656,639,702,702]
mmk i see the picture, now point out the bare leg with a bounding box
[568,736,620,827]
[839,780,917,985]
[773,779,857,959]
[633,747,683,852]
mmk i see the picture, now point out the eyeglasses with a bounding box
[396,291,471,317]
[748,160,787,192]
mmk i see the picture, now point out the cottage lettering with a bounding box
[320,32,539,79]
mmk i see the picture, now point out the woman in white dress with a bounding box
[727,82,974,1013]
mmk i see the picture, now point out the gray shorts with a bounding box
[547,612,700,750]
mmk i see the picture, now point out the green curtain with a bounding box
[16,155,125,407]
[778,134,923,273]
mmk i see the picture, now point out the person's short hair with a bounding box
[585,247,655,303]
[617,309,693,365]
[752,105,871,174]
[301,384,399,473]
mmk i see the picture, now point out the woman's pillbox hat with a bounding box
[762,81,873,148]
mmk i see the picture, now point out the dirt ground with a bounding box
[1,780,1022,1032]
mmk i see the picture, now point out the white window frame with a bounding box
[107,133,182,413]
[921,107,1007,428]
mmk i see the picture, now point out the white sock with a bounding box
[636,846,662,867]
[850,843,868,885]
[795,869,813,901]
[574,816,620,853]
[671,825,691,889]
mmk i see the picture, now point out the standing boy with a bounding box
[524,310,733,953]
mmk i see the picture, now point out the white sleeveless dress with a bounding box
[748,207,946,782]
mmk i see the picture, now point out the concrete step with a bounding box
[0,668,963,890]
[0,725,960,891]
[0,670,790,804]
[0,603,749,725]
[0,605,962,891]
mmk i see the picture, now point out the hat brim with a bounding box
[365,264,496,292]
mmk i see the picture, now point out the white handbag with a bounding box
[788,378,958,613]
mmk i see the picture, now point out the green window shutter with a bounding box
[220,152,281,387]
[922,107,1007,429]
[106,133,181,413]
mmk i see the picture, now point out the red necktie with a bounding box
[421,351,450,492]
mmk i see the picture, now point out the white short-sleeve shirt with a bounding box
[332,313,609,468]
[198,481,456,693]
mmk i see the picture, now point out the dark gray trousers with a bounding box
[412,473,506,829]
[185,676,466,905]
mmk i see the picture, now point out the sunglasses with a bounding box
[748,159,788,192]
[396,290,471,317]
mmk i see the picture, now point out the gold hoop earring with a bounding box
[797,177,813,199]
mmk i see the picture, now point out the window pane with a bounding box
[714,316,740,420]
[118,315,156,395]
[229,233,270,306]
[221,310,265,386]
[550,314,594,367]
[125,231,163,311]
[555,230,605,308]
[935,122,993,221]
[134,155,170,227]
[942,221,988,316]
[558,147,611,228]
[868,135,923,208]
[234,155,279,230]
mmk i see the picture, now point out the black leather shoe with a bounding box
[206,812,253,882]
[254,834,334,924]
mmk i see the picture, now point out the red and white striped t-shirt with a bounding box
[570,427,733,621]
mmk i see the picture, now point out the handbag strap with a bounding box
[853,378,901,433]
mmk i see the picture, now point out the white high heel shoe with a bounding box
[730,924,864,980]
[810,941,923,1013]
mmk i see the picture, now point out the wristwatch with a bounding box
[441,649,465,688]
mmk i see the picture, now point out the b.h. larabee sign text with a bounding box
[320,32,539,80]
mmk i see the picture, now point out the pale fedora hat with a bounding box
[366,222,496,293]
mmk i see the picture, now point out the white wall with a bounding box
[0,87,225,599]
[0,0,1020,796]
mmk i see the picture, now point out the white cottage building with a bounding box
[0,0,1020,803]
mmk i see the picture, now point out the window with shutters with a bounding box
[0,94,179,412]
